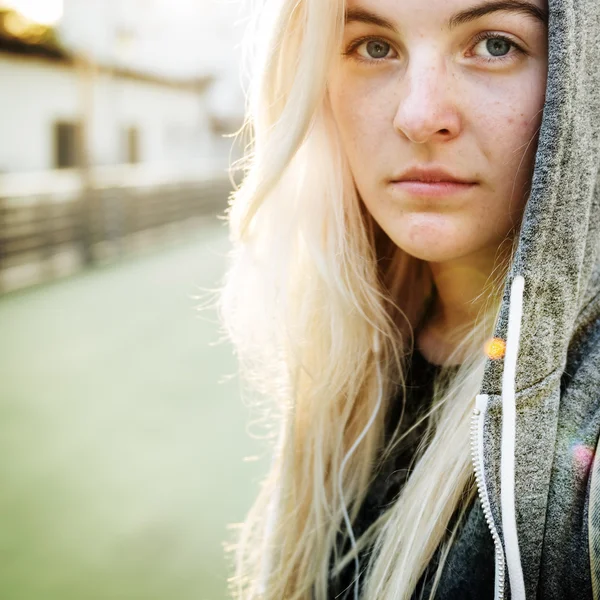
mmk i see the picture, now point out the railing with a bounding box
[0,165,234,294]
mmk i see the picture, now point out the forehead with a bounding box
[344,0,549,30]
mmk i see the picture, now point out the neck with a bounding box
[417,245,506,365]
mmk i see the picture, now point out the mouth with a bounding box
[390,180,478,197]
[390,166,478,197]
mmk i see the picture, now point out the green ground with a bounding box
[0,218,268,599]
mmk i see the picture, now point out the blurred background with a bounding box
[0,1,269,598]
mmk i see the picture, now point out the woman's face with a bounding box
[328,0,548,263]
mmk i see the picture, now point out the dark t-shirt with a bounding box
[328,349,460,599]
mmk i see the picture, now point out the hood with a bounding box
[476,0,600,598]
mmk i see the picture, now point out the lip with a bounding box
[390,180,477,197]
[390,165,478,197]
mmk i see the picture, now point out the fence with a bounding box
[0,166,233,294]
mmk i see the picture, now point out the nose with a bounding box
[393,55,462,144]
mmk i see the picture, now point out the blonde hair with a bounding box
[218,0,522,598]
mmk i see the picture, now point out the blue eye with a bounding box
[342,32,525,66]
[344,37,398,62]
[365,40,392,59]
[471,33,525,63]
[486,38,511,56]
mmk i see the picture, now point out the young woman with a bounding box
[218,0,600,598]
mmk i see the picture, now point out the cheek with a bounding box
[329,77,397,164]
[482,75,546,153]
[472,80,545,196]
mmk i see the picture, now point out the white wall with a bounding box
[0,54,221,173]
[60,0,246,80]
[59,0,246,129]
[0,55,79,172]
[114,76,211,167]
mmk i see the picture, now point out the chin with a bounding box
[394,243,466,263]
[378,215,473,263]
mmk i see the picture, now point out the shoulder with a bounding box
[590,454,600,599]
[562,316,600,597]
[576,325,600,598]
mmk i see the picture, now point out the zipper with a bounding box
[471,394,506,600]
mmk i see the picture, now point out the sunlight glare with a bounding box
[1,0,64,25]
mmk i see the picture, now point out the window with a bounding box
[53,121,82,169]
[124,126,140,164]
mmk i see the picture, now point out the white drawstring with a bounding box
[500,275,526,599]
[268,280,527,599]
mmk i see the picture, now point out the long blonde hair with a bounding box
[218,0,521,597]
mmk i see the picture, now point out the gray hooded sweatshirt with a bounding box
[417,0,600,598]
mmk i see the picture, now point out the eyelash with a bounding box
[343,31,526,66]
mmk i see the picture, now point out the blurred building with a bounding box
[0,0,246,293]
[0,0,245,174]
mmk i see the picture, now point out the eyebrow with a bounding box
[345,1,549,32]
